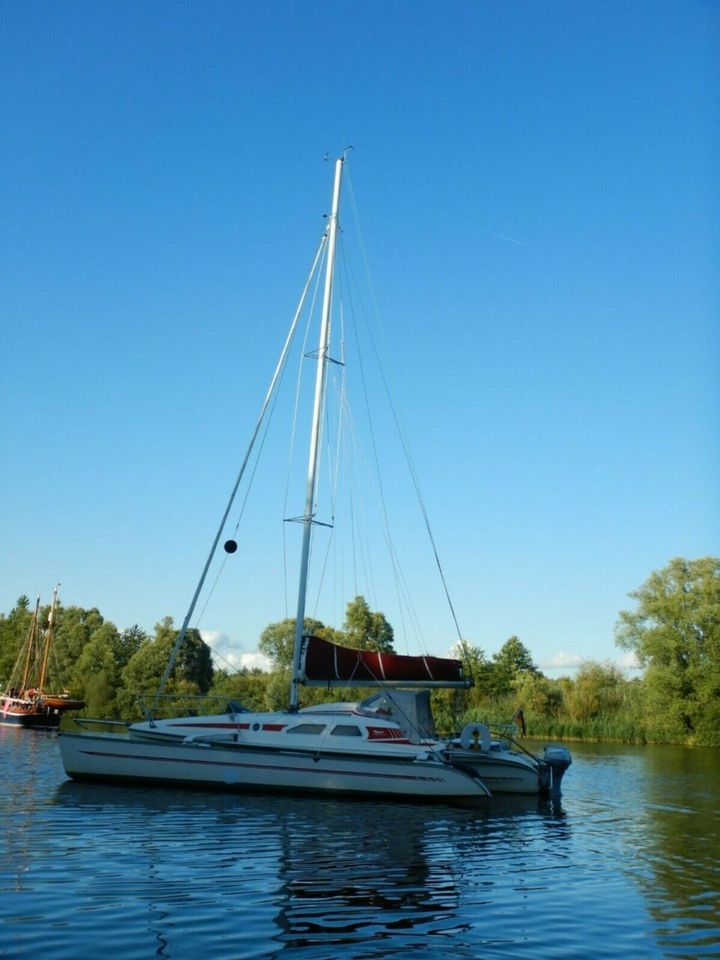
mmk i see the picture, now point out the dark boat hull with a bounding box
[0,707,63,728]
[0,694,85,729]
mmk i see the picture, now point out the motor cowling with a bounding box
[542,745,572,795]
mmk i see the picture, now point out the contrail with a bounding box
[494,231,527,246]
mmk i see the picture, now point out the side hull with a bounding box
[447,750,540,794]
[59,732,490,803]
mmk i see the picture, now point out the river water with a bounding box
[1,728,718,959]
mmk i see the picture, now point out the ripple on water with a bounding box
[1,733,719,959]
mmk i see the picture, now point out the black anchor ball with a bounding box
[223,540,238,554]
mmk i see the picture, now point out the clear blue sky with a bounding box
[2,1,718,676]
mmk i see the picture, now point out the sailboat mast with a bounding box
[20,596,41,692]
[290,156,344,710]
[38,584,59,693]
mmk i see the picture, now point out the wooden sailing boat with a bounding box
[1,587,85,728]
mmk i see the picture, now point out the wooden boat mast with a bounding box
[37,585,59,694]
[19,596,41,693]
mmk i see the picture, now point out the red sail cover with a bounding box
[301,636,472,688]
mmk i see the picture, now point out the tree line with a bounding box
[1,557,717,745]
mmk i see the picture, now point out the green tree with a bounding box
[54,605,106,690]
[116,617,214,718]
[513,671,564,719]
[178,629,214,694]
[116,625,149,670]
[73,622,149,716]
[430,642,490,732]
[563,661,625,722]
[449,641,490,690]
[0,596,33,684]
[258,596,394,667]
[264,667,294,710]
[258,616,327,668]
[73,622,122,716]
[210,667,272,712]
[615,557,720,745]
[343,596,395,652]
[2,599,107,701]
[486,635,539,698]
[146,618,213,694]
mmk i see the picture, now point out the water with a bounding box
[1,729,718,959]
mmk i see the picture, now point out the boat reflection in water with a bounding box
[50,781,568,955]
[6,734,717,960]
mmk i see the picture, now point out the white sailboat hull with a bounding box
[58,731,491,804]
[444,749,541,794]
[443,742,572,796]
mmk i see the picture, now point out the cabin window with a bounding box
[286,723,325,735]
[330,725,363,737]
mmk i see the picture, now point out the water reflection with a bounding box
[0,727,57,888]
[50,782,570,956]
[633,745,720,956]
[273,801,472,948]
[566,741,720,959]
[5,733,719,959]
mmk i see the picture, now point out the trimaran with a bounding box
[59,155,571,803]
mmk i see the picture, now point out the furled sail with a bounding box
[300,636,472,688]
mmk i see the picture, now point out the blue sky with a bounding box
[2,1,718,677]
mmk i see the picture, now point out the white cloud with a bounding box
[200,630,272,673]
[539,649,642,676]
[239,651,273,672]
[540,650,584,671]
[615,650,641,672]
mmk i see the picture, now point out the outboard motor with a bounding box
[540,745,572,796]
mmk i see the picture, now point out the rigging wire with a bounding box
[6,614,37,691]
[163,164,471,691]
[339,242,418,651]
[50,641,67,692]
[193,372,286,629]
[344,168,472,664]
[281,239,328,618]
[151,231,328,711]
[309,262,349,623]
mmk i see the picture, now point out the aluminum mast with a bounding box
[289,156,344,710]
